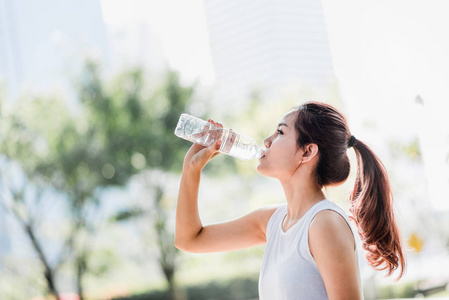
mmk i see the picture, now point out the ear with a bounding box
[300,143,319,164]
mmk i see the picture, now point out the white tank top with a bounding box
[258,199,363,299]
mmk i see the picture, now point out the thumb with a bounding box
[208,139,222,159]
[213,139,222,152]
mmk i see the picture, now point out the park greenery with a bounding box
[1,61,449,300]
[0,60,332,299]
[0,61,203,300]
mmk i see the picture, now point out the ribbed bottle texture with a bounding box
[174,113,262,160]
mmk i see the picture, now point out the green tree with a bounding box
[0,61,197,299]
[61,62,196,299]
[0,95,73,299]
[108,67,197,299]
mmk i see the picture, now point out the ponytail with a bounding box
[350,139,405,278]
[293,102,406,278]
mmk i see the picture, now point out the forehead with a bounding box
[279,110,298,125]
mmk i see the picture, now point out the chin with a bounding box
[256,163,266,175]
[256,164,275,178]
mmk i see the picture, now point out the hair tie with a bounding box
[348,135,356,148]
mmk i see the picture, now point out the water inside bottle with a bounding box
[226,132,261,160]
[185,128,227,149]
[176,114,261,160]
[186,128,260,160]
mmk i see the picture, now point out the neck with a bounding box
[280,176,325,220]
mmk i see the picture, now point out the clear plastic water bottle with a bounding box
[174,113,262,160]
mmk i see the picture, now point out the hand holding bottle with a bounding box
[182,119,224,172]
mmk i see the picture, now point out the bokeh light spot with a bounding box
[131,152,146,169]
[102,163,115,179]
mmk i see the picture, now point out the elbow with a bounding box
[174,236,202,253]
[174,237,193,252]
[174,237,185,251]
[175,227,203,253]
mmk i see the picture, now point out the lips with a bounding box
[258,149,267,160]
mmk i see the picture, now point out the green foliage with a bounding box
[0,60,197,299]
[75,62,193,185]
[83,248,120,278]
[110,207,145,222]
[389,137,422,162]
[377,282,417,299]
[112,277,259,300]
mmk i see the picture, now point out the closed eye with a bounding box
[277,129,284,135]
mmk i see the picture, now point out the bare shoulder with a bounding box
[311,209,351,230]
[309,209,355,252]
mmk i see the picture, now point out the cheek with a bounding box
[256,145,298,176]
[276,143,301,169]
[274,141,298,162]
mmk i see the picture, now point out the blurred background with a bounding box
[1,0,449,299]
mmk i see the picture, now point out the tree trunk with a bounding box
[163,266,176,300]
[24,224,60,299]
[153,186,182,300]
[76,255,86,300]
[163,265,187,300]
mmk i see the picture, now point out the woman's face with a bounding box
[256,110,303,180]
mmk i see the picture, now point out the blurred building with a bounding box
[203,0,335,104]
[105,21,166,75]
[0,0,109,101]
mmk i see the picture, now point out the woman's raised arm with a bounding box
[175,137,277,253]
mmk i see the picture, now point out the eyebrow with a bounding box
[277,122,288,127]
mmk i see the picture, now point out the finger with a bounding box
[209,119,223,128]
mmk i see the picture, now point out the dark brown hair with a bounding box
[293,101,405,278]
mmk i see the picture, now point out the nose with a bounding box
[264,136,272,148]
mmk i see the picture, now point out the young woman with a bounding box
[175,101,405,299]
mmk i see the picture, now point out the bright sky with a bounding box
[100,0,215,85]
[322,0,449,211]
[101,0,449,210]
